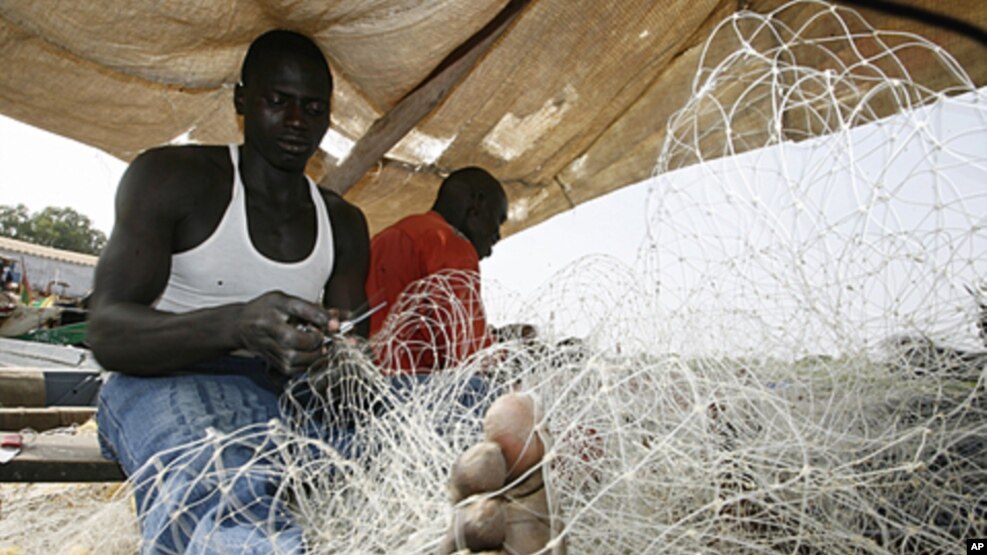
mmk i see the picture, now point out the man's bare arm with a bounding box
[321,191,371,337]
[88,147,327,375]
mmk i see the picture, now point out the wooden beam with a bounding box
[834,0,987,45]
[320,0,531,195]
[0,407,96,431]
[0,432,124,482]
[0,367,101,407]
[0,368,45,407]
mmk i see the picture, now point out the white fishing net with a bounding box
[2,1,986,553]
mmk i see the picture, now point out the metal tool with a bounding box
[0,433,22,465]
[323,302,387,345]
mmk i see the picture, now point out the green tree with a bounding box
[0,204,107,255]
[0,204,31,240]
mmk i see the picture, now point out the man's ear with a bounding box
[234,83,246,116]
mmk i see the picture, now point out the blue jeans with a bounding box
[97,357,491,555]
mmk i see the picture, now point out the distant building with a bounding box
[0,236,97,299]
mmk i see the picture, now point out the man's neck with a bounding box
[431,210,470,244]
[432,207,464,235]
[238,144,309,205]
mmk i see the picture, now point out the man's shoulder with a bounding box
[317,187,367,228]
[133,145,230,171]
[371,212,428,242]
[129,145,232,191]
[385,211,445,234]
[315,186,352,211]
[133,143,228,164]
[374,211,469,252]
[116,145,234,219]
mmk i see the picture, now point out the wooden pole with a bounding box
[320,0,530,195]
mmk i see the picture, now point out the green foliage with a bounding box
[0,203,107,255]
[0,204,31,240]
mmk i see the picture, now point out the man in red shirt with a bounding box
[366,167,507,373]
[367,169,561,553]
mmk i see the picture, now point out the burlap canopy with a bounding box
[1,1,984,236]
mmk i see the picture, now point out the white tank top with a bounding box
[155,145,334,313]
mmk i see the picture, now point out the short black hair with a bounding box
[240,30,332,88]
[436,167,503,204]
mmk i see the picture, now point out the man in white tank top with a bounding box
[88,29,557,555]
[88,30,370,554]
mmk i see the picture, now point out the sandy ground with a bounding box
[0,420,139,555]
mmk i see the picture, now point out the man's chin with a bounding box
[244,142,313,173]
[272,152,312,173]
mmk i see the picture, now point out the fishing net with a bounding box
[2,0,986,553]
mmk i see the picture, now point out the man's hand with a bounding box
[307,307,381,413]
[236,291,332,375]
[441,393,566,554]
[323,307,352,337]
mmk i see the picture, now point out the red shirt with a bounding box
[366,211,493,373]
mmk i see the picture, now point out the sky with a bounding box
[0,114,125,235]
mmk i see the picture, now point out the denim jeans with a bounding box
[97,357,491,555]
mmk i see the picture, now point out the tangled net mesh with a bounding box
[3,1,987,553]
